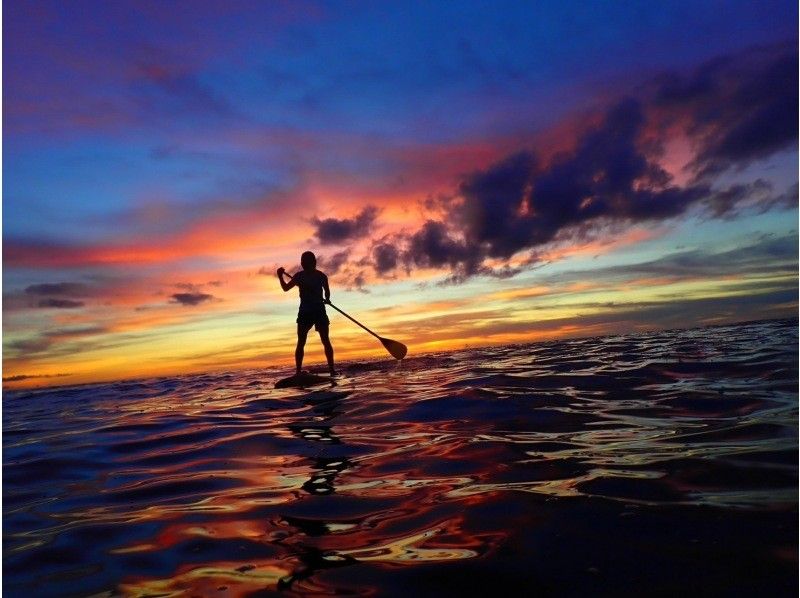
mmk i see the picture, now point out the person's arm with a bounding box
[277,268,296,292]
[322,273,331,303]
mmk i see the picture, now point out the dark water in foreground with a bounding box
[4,319,798,597]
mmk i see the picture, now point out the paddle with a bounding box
[282,270,407,360]
[326,301,407,360]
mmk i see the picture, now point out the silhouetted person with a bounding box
[277,251,336,376]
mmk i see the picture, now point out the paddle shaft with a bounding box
[282,270,381,340]
[326,301,381,340]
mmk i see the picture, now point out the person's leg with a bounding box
[317,325,336,375]
[295,323,312,374]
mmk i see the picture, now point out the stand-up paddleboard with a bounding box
[275,371,333,389]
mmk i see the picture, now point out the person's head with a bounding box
[300,251,317,271]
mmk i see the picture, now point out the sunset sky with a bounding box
[4,1,798,387]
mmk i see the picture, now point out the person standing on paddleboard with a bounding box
[277,251,337,376]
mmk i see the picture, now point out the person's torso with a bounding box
[295,270,326,309]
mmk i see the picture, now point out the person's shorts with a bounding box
[297,307,330,331]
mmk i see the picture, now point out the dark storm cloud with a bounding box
[373,243,399,274]
[654,43,798,179]
[311,206,379,244]
[170,292,215,306]
[400,99,709,279]
[405,220,472,270]
[37,299,85,309]
[387,43,797,282]
[458,151,537,257]
[460,99,705,251]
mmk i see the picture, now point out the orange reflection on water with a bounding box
[4,320,796,596]
[118,521,485,597]
[119,561,290,598]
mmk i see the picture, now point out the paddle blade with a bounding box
[380,337,407,360]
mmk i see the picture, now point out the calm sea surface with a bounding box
[4,319,798,596]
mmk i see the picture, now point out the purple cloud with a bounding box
[654,43,798,179]
[311,206,379,244]
[25,282,91,296]
[170,292,215,306]
[37,298,84,309]
[389,44,798,282]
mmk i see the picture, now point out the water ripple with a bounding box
[3,318,797,596]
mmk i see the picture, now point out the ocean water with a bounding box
[3,318,798,597]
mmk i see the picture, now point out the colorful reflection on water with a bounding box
[4,319,797,596]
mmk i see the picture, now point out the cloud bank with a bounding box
[311,206,379,244]
[314,43,798,283]
[170,292,215,306]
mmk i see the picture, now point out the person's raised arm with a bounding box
[323,273,331,304]
[277,267,296,292]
